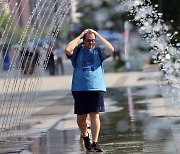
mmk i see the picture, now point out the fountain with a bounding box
[121,0,179,88]
[0,0,71,153]
[0,0,179,153]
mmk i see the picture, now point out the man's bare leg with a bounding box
[89,112,100,142]
[77,114,88,136]
[77,114,93,150]
[89,112,103,152]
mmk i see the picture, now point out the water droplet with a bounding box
[165,54,170,60]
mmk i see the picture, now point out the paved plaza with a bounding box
[1,58,180,153]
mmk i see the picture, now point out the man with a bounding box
[65,29,114,152]
[54,43,64,75]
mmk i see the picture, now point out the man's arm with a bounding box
[89,29,114,56]
[65,29,89,56]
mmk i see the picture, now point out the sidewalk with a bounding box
[1,58,178,153]
[22,63,165,138]
[19,61,180,153]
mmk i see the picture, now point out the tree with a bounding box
[150,0,180,42]
[76,0,125,32]
[0,12,13,41]
[76,0,179,42]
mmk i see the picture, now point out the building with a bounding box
[8,0,74,28]
[1,0,80,28]
[0,0,80,44]
[9,0,32,27]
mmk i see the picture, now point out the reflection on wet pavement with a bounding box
[22,85,178,154]
[100,87,144,153]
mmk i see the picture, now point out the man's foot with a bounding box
[92,142,103,152]
[81,133,93,151]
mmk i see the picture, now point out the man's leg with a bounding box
[77,114,93,150]
[89,112,103,152]
[89,112,100,142]
[77,114,88,136]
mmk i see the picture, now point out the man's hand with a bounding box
[65,29,92,56]
[88,29,114,56]
[88,29,98,35]
[79,29,90,39]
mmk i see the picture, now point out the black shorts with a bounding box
[72,91,105,115]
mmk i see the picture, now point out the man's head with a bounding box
[83,31,96,50]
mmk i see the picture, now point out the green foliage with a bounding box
[0,12,49,44]
[13,26,48,44]
[76,0,179,42]
[150,0,180,42]
[114,59,125,71]
[0,12,13,30]
[0,12,14,42]
[13,27,28,44]
[76,0,126,32]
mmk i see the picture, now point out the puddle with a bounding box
[99,87,145,153]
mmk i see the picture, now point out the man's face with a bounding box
[83,32,96,50]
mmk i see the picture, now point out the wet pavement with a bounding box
[21,82,180,154]
[1,58,180,154]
